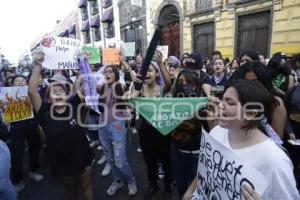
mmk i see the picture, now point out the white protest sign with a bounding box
[0,86,34,123]
[130,0,142,7]
[192,132,267,200]
[156,45,168,61]
[123,42,136,57]
[40,36,82,70]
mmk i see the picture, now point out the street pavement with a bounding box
[18,130,180,200]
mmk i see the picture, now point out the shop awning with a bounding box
[91,15,100,28]
[78,0,87,8]
[68,25,76,34]
[81,21,90,32]
[101,8,114,23]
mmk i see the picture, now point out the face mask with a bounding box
[22,72,30,77]
[176,83,195,97]
[186,62,197,69]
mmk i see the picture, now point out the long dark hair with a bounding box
[98,65,124,112]
[230,61,279,107]
[224,79,274,131]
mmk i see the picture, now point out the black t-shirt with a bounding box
[171,116,202,151]
[37,94,94,176]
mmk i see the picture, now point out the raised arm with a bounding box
[156,51,171,92]
[28,52,44,113]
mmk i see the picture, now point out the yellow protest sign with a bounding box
[0,86,34,123]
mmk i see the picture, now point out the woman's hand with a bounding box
[182,188,194,200]
[33,52,45,66]
[155,50,163,66]
[289,133,296,140]
[133,74,143,84]
[241,185,262,200]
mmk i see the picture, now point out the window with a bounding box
[93,28,101,41]
[102,0,112,8]
[81,7,88,21]
[90,0,99,15]
[193,22,215,59]
[83,31,91,44]
[104,23,115,38]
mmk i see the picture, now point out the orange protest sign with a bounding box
[102,48,120,65]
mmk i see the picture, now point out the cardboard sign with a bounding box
[102,48,120,65]
[40,36,81,70]
[191,132,267,200]
[157,45,168,61]
[0,86,34,123]
[123,42,136,57]
[81,46,101,64]
[130,97,208,135]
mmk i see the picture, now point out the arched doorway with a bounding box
[158,5,180,58]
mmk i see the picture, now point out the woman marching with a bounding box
[130,51,172,199]
[28,52,94,200]
[97,64,137,197]
[183,79,299,200]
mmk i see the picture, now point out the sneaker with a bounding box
[130,127,137,134]
[158,164,165,179]
[97,155,106,165]
[14,181,25,193]
[128,181,137,196]
[89,140,100,148]
[137,147,142,153]
[97,145,103,151]
[29,171,44,182]
[106,179,124,196]
[101,163,112,176]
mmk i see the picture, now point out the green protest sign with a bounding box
[81,46,101,64]
[130,97,208,135]
[123,42,135,57]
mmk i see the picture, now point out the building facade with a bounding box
[118,0,147,55]
[78,0,122,49]
[147,0,300,59]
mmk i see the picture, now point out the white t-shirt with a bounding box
[209,126,300,200]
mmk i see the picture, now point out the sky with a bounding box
[0,0,76,64]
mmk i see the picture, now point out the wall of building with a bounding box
[271,0,300,55]
[180,0,300,59]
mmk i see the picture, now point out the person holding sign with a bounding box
[5,75,43,193]
[130,51,172,199]
[28,52,94,200]
[183,80,299,200]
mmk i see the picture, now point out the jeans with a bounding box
[0,140,17,200]
[98,120,135,183]
[171,142,199,199]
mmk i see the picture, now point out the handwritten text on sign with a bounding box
[40,36,81,70]
[102,48,120,65]
[192,132,267,200]
[0,86,34,123]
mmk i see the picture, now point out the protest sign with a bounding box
[40,36,81,70]
[191,132,267,200]
[0,86,34,123]
[157,45,168,61]
[102,48,120,65]
[129,97,208,135]
[123,42,136,57]
[78,55,99,114]
[81,46,101,64]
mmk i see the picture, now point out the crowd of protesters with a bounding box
[0,48,300,200]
